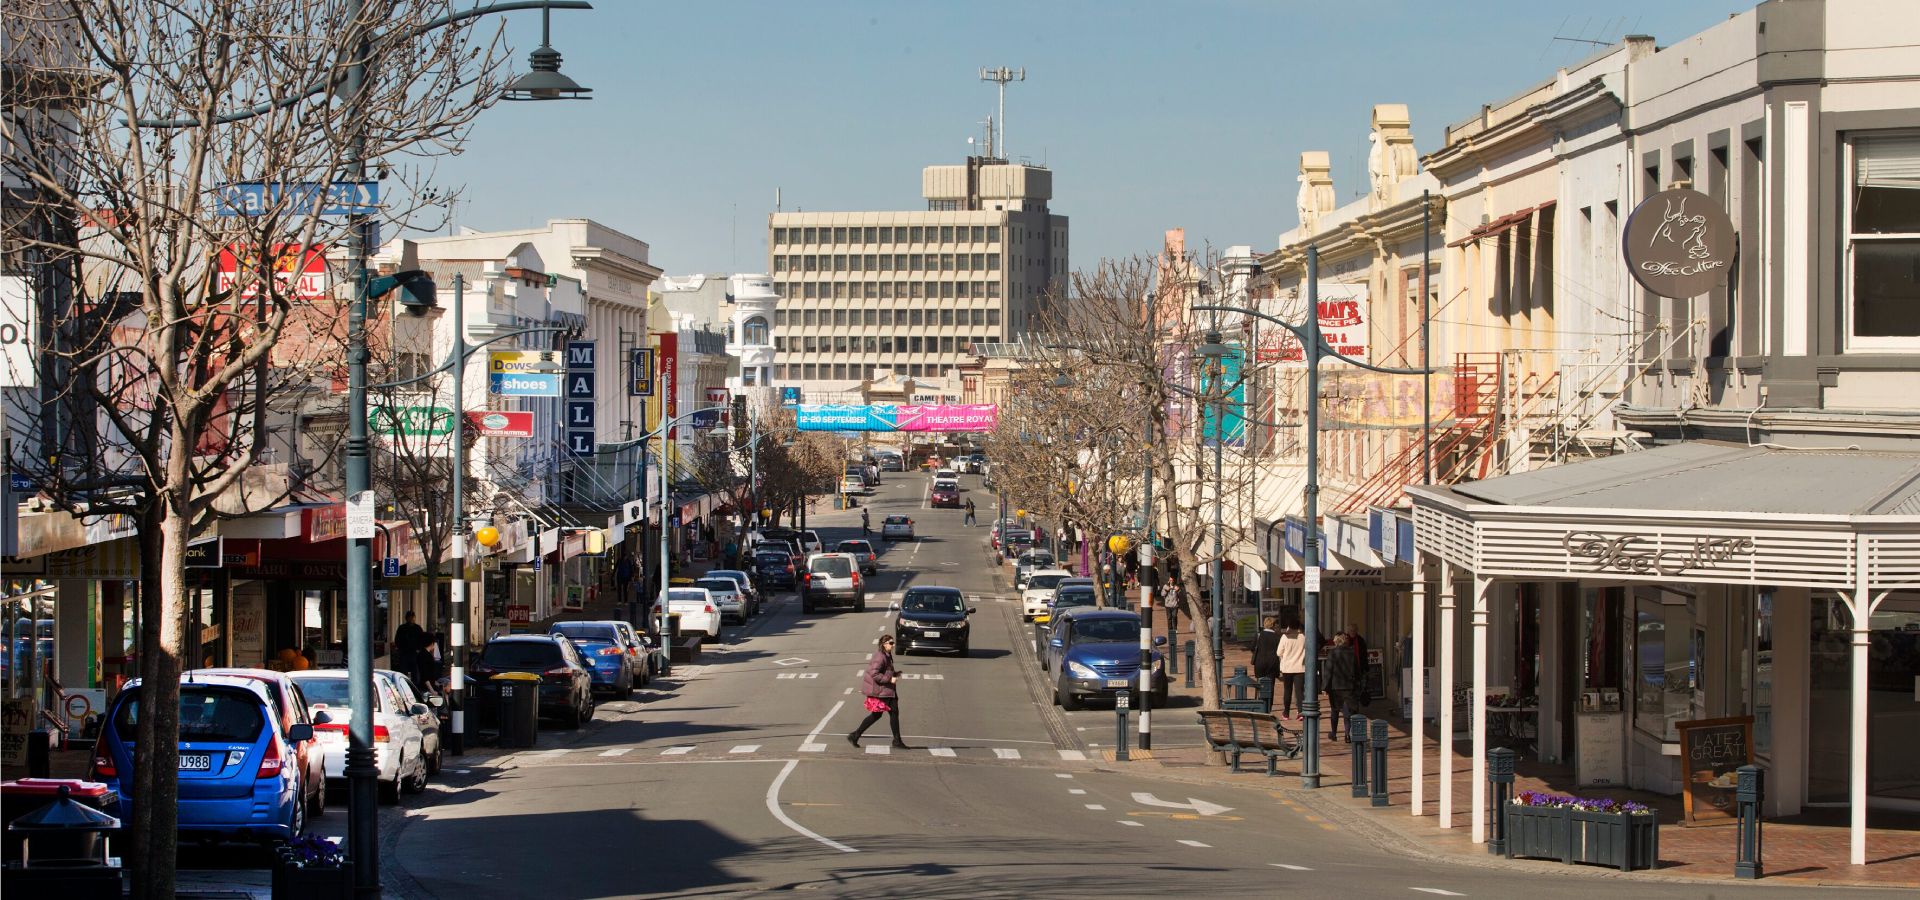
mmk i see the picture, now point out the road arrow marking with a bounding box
[774,657,809,667]
[1130,792,1234,816]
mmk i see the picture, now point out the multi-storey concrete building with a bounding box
[767,157,1068,394]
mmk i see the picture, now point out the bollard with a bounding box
[1488,747,1517,856]
[1114,691,1131,762]
[1184,641,1196,689]
[1369,719,1390,807]
[1257,677,1275,714]
[1350,716,1369,799]
[1735,765,1764,879]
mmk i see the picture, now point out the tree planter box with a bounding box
[1505,803,1658,871]
[272,852,352,900]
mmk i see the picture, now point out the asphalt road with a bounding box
[379,471,1878,899]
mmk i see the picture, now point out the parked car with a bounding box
[837,539,880,575]
[469,634,596,727]
[286,669,429,803]
[92,672,320,843]
[1021,568,1074,621]
[798,530,825,555]
[550,621,641,698]
[187,668,328,818]
[840,474,867,495]
[377,669,443,775]
[1013,550,1058,589]
[1045,608,1169,710]
[696,576,748,623]
[878,455,905,472]
[754,548,798,589]
[704,568,762,615]
[1034,583,1102,667]
[801,552,866,613]
[881,514,915,541]
[656,586,722,640]
[1001,530,1036,559]
[892,586,975,655]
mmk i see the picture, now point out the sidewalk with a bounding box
[1103,607,1920,890]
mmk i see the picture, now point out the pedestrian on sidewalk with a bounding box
[1325,632,1359,740]
[963,498,976,526]
[848,635,907,749]
[1276,619,1307,720]
[1251,616,1281,710]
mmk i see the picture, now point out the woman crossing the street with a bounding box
[848,635,907,749]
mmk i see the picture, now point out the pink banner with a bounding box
[893,404,998,432]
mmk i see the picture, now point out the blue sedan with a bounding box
[551,621,638,699]
[93,673,315,843]
[1045,609,1170,711]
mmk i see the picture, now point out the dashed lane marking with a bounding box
[1269,864,1313,871]
[1409,891,1464,897]
[1068,789,1086,795]
[993,748,1021,760]
[928,747,956,757]
[1057,749,1086,761]
[599,748,632,757]
[864,744,890,755]
[1118,821,1145,827]
[729,745,761,754]
[775,672,820,679]
[1085,804,1106,811]
[661,746,694,755]
[1177,840,1210,848]
[799,743,827,753]
[1055,773,1074,779]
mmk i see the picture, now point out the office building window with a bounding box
[987,226,1000,242]
[909,309,923,326]
[773,227,785,244]
[802,309,816,326]
[909,336,922,353]
[879,282,893,300]
[910,282,924,299]
[908,253,922,270]
[940,282,954,299]
[864,336,877,353]
[863,309,878,326]
[861,282,875,299]
[940,336,954,354]
[830,309,844,326]
[940,225,954,242]
[802,364,815,379]
[832,336,846,353]
[863,226,876,243]
[987,282,1001,299]
[987,253,999,270]
[937,253,950,270]
[910,226,923,243]
[988,309,1001,326]
[880,337,893,354]
[970,309,984,326]
[803,227,816,243]
[879,227,892,243]
[971,253,985,270]
[799,336,813,353]
[940,309,955,326]
[1848,133,1920,349]
[880,309,894,325]
[834,282,848,299]
[828,364,842,379]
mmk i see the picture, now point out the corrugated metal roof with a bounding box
[1450,441,1920,516]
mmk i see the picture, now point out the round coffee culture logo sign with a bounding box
[1623,188,1737,299]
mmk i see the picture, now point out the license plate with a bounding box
[922,631,940,638]
[179,753,212,771]
[1105,679,1129,688]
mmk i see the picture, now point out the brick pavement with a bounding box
[1106,597,1920,889]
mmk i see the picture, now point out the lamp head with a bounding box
[368,269,436,315]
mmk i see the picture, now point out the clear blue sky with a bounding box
[422,0,1747,275]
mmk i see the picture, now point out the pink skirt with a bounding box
[864,696,893,714]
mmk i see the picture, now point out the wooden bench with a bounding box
[1197,709,1301,776]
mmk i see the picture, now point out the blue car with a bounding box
[92,672,316,843]
[1045,609,1169,711]
[550,621,638,699]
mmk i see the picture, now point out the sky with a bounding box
[418,0,1750,277]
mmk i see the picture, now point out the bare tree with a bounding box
[997,255,1268,711]
[1,3,511,891]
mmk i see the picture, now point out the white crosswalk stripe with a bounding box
[993,748,1021,759]
[599,748,631,757]
[1057,749,1086,761]
[864,744,890,755]
[729,744,760,754]
[661,746,694,755]
[928,747,956,757]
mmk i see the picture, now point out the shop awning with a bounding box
[1447,200,1555,248]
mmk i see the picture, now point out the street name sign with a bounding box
[215,182,379,217]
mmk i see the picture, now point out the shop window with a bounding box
[1633,587,1700,742]
[1846,133,1920,349]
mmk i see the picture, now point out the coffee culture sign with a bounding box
[1623,188,1737,299]
[1563,530,1755,579]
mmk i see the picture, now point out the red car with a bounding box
[931,485,961,508]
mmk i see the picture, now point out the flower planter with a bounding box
[272,849,353,900]
[1506,802,1657,871]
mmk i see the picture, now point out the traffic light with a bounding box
[368,269,436,316]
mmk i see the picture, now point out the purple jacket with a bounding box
[861,649,898,699]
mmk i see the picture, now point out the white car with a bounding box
[704,569,761,615]
[657,586,722,640]
[799,530,824,555]
[695,576,748,623]
[377,670,443,776]
[287,669,429,803]
[1022,568,1074,620]
[934,468,957,482]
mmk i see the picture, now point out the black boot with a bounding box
[846,732,860,747]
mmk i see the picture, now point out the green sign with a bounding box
[370,405,454,436]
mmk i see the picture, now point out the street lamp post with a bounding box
[1194,244,1433,789]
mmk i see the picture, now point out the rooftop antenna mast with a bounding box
[978,66,1024,160]
[978,115,995,158]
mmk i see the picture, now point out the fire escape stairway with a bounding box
[1336,353,1501,513]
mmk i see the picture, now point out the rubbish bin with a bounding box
[667,612,682,644]
[2,779,120,863]
[494,672,541,748]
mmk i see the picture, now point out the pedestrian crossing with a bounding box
[508,742,1089,764]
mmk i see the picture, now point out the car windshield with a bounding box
[696,579,736,594]
[885,515,910,525]
[755,553,789,566]
[1028,573,1067,590]
[115,686,266,743]
[481,641,562,668]
[290,676,363,710]
[811,556,852,577]
[552,623,621,643]
[1072,618,1140,642]
[666,589,708,604]
[901,591,964,614]
[1021,553,1054,566]
[1054,588,1098,608]
[837,541,872,553]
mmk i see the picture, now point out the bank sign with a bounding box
[795,404,998,433]
[488,350,562,396]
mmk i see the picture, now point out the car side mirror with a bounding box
[1049,638,1063,648]
[967,607,977,615]
[311,710,333,725]
[428,694,445,707]
[287,723,315,744]
[409,703,430,717]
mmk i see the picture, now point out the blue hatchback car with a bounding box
[550,621,638,698]
[92,673,315,843]
[1046,609,1170,711]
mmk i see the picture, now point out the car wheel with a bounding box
[620,675,634,701]
[403,757,428,794]
[290,774,308,835]
[1050,685,1063,707]
[307,772,327,818]
[958,641,970,657]
[855,600,866,613]
[1058,683,1082,711]
[426,744,442,776]
[563,700,582,729]
[582,695,595,724]
[803,602,814,613]
[379,764,402,805]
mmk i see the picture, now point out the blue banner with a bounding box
[795,404,897,431]
[1200,342,1246,446]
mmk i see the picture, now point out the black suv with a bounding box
[893,586,975,656]
[470,635,595,727]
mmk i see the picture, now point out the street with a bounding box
[373,472,1866,899]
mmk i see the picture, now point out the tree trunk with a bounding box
[128,506,162,895]
[135,496,190,899]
